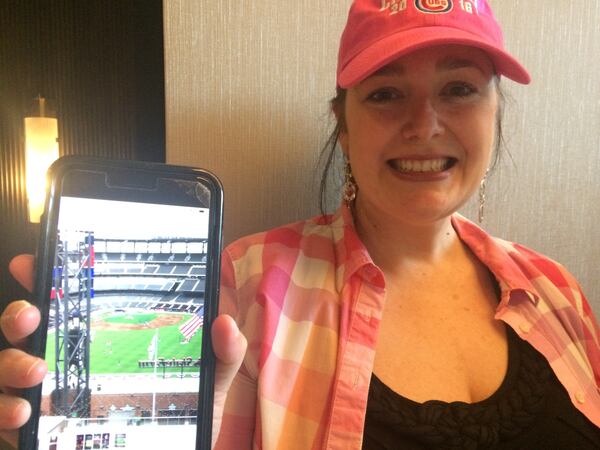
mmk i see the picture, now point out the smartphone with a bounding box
[19,156,223,450]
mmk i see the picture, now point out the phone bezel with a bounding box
[19,156,223,450]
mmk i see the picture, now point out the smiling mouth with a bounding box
[389,158,457,173]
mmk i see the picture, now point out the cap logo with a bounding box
[380,0,408,15]
[415,0,453,14]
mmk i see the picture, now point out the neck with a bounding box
[353,201,461,274]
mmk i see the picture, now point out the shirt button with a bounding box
[575,391,586,404]
[519,322,531,333]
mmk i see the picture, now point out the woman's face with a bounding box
[339,45,498,228]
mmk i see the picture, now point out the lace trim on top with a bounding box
[364,327,552,449]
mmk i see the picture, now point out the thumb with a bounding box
[210,314,247,447]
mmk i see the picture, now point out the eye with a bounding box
[366,88,403,103]
[442,82,477,98]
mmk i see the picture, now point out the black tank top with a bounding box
[362,326,600,449]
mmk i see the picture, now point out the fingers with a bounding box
[8,255,35,293]
[0,255,38,449]
[0,392,31,430]
[0,349,43,449]
[0,301,41,348]
[0,349,47,389]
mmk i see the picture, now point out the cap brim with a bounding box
[338,26,531,88]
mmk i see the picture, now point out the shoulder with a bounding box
[485,234,597,335]
[453,214,580,294]
[457,218,600,371]
[221,214,339,286]
[498,238,590,310]
[495,238,575,287]
[485,236,600,391]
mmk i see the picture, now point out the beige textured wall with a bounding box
[164,1,600,314]
[163,0,351,242]
[461,0,600,313]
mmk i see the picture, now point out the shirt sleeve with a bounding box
[560,266,600,388]
[213,247,258,450]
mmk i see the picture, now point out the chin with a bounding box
[399,208,456,226]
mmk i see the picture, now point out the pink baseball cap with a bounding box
[337,0,531,88]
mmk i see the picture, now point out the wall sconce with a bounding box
[24,95,59,223]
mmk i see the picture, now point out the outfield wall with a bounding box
[41,392,199,418]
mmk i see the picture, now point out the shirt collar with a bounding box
[451,213,540,306]
[328,204,383,289]
[329,205,540,305]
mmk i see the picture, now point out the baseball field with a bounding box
[45,311,203,374]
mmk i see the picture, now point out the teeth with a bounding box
[394,158,450,173]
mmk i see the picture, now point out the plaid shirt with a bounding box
[215,206,600,450]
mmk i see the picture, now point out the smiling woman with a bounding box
[340,46,499,228]
[209,1,600,448]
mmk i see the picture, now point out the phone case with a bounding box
[19,156,223,450]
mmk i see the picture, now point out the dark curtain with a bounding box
[0,0,165,345]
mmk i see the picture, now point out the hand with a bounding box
[0,255,48,448]
[0,255,247,449]
[211,314,247,448]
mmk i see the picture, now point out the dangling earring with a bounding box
[478,169,490,224]
[343,160,357,207]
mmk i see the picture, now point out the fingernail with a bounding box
[11,399,31,423]
[2,301,32,324]
[14,301,36,324]
[226,315,240,337]
[25,358,47,379]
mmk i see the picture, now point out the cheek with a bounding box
[345,113,393,159]
[480,113,498,162]
[456,108,497,163]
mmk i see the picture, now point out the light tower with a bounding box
[51,231,94,417]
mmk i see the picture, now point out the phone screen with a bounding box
[28,162,221,450]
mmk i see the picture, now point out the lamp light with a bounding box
[24,95,59,223]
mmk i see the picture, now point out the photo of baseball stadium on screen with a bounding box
[37,197,211,450]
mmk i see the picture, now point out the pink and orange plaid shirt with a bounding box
[215,206,600,449]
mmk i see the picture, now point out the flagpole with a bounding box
[151,328,158,421]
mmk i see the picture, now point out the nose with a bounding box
[401,98,445,142]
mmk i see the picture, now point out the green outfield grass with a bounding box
[45,312,203,374]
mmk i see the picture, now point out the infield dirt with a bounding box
[93,313,184,331]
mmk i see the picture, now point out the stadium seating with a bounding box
[56,237,209,311]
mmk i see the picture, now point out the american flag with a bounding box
[179,306,204,341]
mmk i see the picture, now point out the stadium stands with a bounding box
[53,237,209,318]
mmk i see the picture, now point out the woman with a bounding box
[2,1,599,448]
